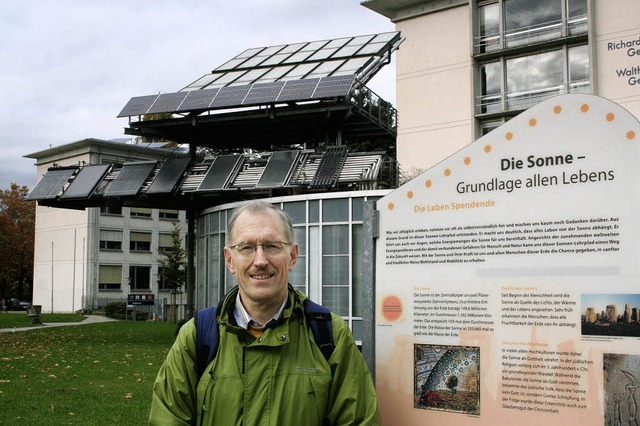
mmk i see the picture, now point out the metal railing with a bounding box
[476,80,590,115]
[350,86,398,133]
[474,14,588,54]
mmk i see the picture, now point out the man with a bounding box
[149,200,380,425]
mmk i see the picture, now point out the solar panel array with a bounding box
[118,75,356,117]
[118,31,400,117]
[29,150,386,204]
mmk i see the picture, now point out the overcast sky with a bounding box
[0,0,396,189]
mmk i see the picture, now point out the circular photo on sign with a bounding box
[381,295,403,322]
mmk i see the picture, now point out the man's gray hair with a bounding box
[227,200,294,244]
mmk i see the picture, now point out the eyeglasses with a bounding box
[228,241,292,258]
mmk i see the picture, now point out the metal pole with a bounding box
[51,241,54,314]
[72,228,77,313]
[362,200,379,382]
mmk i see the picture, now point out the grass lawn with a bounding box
[0,312,86,329]
[0,319,179,425]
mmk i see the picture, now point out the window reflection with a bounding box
[506,50,563,110]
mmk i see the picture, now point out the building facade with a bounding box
[363,0,640,173]
[25,139,187,314]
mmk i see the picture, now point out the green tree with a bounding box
[158,223,187,292]
[0,183,35,301]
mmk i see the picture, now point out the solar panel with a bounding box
[146,158,191,194]
[243,81,285,105]
[60,164,110,199]
[312,75,355,98]
[147,92,189,114]
[103,162,157,197]
[256,151,301,188]
[197,155,244,191]
[310,146,347,187]
[117,94,159,117]
[177,88,219,112]
[26,168,76,200]
[276,79,319,103]
[210,85,251,108]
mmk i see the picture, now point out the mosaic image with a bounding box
[414,344,480,415]
[604,353,640,425]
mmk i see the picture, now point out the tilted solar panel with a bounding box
[26,168,77,200]
[146,158,191,194]
[256,151,301,188]
[60,164,111,199]
[118,94,159,117]
[197,155,244,191]
[103,162,157,197]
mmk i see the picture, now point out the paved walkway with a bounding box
[0,314,117,333]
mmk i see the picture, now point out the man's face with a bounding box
[224,210,298,308]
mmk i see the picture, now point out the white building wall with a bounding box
[33,205,89,313]
[594,0,640,117]
[395,4,473,174]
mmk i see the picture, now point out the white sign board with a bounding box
[375,94,640,425]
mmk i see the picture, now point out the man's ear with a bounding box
[288,243,299,271]
[224,247,236,275]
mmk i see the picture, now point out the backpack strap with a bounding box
[195,305,219,378]
[304,299,335,361]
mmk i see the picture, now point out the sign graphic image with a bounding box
[374,94,640,425]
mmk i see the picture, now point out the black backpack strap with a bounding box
[304,299,335,361]
[195,305,219,378]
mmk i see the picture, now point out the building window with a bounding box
[130,207,152,218]
[100,205,122,216]
[99,265,122,290]
[322,225,350,316]
[158,266,171,291]
[158,232,174,253]
[129,265,151,290]
[475,0,589,133]
[130,231,151,252]
[99,229,123,251]
[159,209,179,220]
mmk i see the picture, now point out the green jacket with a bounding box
[149,287,380,425]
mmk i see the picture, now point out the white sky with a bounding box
[0,0,396,189]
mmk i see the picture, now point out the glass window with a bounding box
[504,0,562,47]
[99,265,121,290]
[352,225,363,317]
[129,266,151,290]
[568,45,590,92]
[100,206,122,215]
[158,266,171,291]
[480,61,502,113]
[290,227,307,294]
[352,198,364,221]
[322,199,349,222]
[506,50,563,110]
[99,229,122,251]
[479,3,500,52]
[322,225,349,316]
[159,209,179,220]
[568,0,588,34]
[159,233,173,253]
[130,231,151,252]
[309,200,319,223]
[283,201,306,224]
[130,207,152,218]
